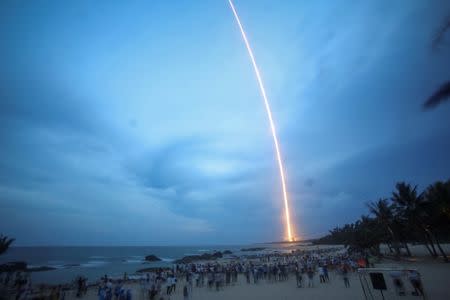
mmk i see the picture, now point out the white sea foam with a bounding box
[128,275,145,280]
[28,264,65,270]
[161,258,174,262]
[81,261,108,267]
[51,265,66,269]
[123,259,142,264]
[27,264,40,269]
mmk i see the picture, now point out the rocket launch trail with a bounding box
[228,0,295,241]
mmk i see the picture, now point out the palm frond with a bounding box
[424,81,450,110]
[432,14,450,50]
[0,235,15,256]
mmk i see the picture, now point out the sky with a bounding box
[1,0,450,246]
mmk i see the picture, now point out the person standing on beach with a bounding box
[215,272,220,291]
[319,266,325,283]
[295,268,303,287]
[114,282,121,299]
[166,276,172,295]
[172,275,177,293]
[342,265,350,288]
[390,271,405,296]
[232,266,238,284]
[307,268,314,287]
[408,270,424,296]
[188,274,193,294]
[183,284,189,300]
[98,285,106,300]
[149,285,157,300]
[156,278,162,295]
[207,272,213,289]
[324,265,329,282]
[253,267,258,284]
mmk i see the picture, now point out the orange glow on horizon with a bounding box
[228,0,295,242]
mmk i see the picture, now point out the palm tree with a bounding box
[352,215,384,255]
[367,198,401,256]
[391,182,437,257]
[423,180,450,262]
[317,180,450,262]
[0,235,15,256]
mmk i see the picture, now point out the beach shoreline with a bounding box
[2,243,449,299]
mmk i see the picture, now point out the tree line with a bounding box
[315,180,450,262]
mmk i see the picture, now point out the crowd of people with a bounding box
[131,247,361,299]
[0,271,32,299]
[0,247,372,300]
[0,271,68,299]
[96,275,133,300]
[93,250,425,300]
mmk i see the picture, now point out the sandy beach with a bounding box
[59,244,450,300]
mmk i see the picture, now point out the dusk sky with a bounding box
[1,0,450,246]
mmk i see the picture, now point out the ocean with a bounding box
[0,245,246,284]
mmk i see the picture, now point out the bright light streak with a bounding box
[228,0,295,241]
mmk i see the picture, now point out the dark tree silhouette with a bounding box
[391,182,427,257]
[368,198,400,256]
[0,235,15,256]
[424,81,450,110]
[423,180,450,262]
[424,14,450,109]
[315,180,450,262]
[432,14,450,50]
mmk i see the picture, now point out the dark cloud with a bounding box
[291,127,450,239]
[0,74,115,190]
[0,0,449,245]
[0,75,103,134]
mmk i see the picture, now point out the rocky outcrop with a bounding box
[27,266,57,272]
[240,247,266,252]
[145,255,162,262]
[174,251,223,264]
[0,261,58,273]
[137,266,171,273]
[0,261,27,272]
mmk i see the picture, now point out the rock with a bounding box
[240,247,266,252]
[145,255,162,262]
[0,261,27,272]
[243,255,259,259]
[222,250,233,255]
[137,267,171,273]
[174,251,223,264]
[27,266,56,272]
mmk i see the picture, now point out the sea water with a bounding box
[0,245,243,284]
